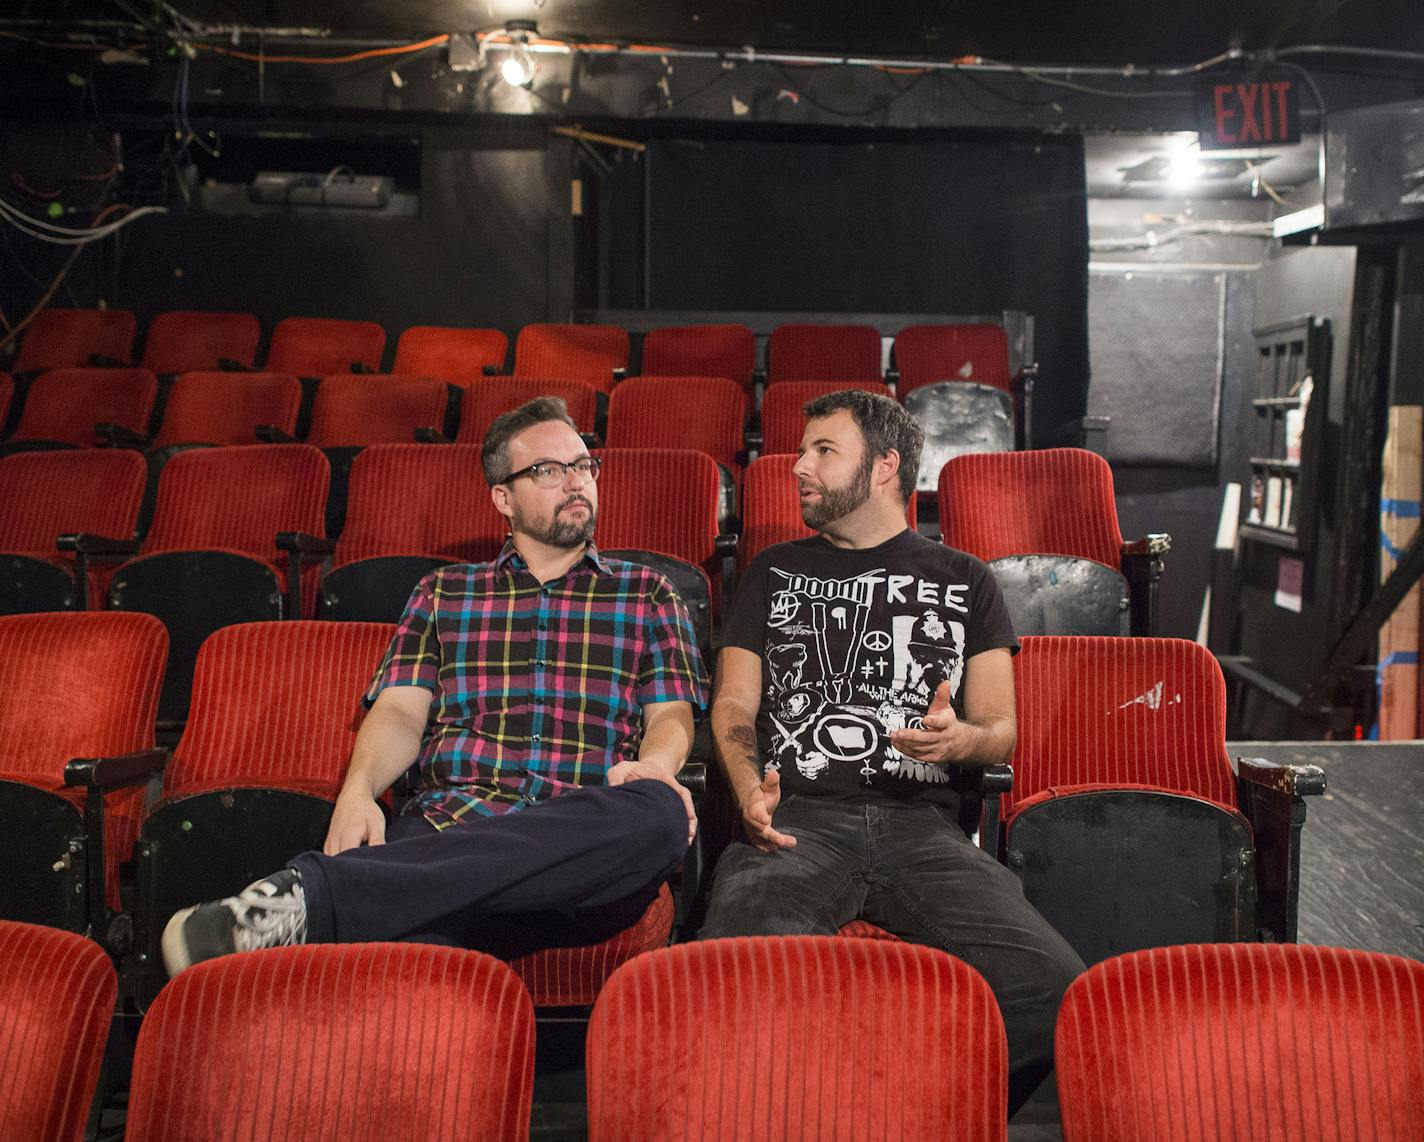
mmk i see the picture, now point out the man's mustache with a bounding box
[557,494,594,512]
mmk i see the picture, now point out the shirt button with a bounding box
[531,733,541,742]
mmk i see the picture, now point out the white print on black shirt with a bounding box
[765,567,967,786]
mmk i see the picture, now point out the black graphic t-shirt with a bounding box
[720,529,1018,808]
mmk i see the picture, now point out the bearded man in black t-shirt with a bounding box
[702,389,1084,1117]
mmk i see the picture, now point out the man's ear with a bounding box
[874,448,902,492]
[490,482,514,521]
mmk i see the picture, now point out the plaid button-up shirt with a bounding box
[364,540,707,827]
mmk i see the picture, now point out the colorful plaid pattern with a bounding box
[365,540,707,825]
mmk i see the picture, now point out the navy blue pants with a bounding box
[289,780,689,960]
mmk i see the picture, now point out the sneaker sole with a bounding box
[160,906,199,977]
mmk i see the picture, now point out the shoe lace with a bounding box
[230,881,307,951]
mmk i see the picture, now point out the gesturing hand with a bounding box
[888,681,977,764]
[739,768,797,853]
[607,761,698,845]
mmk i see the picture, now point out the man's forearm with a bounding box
[711,697,764,800]
[341,702,427,800]
[636,709,693,777]
[956,714,1016,767]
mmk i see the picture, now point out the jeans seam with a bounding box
[795,868,860,935]
[872,876,970,960]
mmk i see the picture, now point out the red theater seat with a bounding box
[141,311,261,375]
[641,323,755,393]
[1009,636,1325,965]
[0,920,118,1142]
[893,323,1013,398]
[126,943,535,1142]
[16,308,136,373]
[392,325,508,383]
[4,367,157,450]
[265,317,386,376]
[513,324,628,394]
[152,372,302,448]
[305,375,448,447]
[758,379,894,456]
[587,936,1008,1142]
[940,447,1168,636]
[767,322,882,385]
[455,377,599,444]
[129,620,393,1007]
[1057,943,1424,1142]
[0,612,166,926]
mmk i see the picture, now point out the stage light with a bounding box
[500,21,536,88]
[1168,147,1205,186]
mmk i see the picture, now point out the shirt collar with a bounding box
[495,538,611,576]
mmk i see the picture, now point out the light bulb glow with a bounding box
[501,48,533,87]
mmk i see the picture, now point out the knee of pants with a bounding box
[611,779,691,865]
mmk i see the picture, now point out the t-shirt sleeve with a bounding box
[636,576,710,710]
[362,571,442,708]
[717,555,770,654]
[966,556,1020,659]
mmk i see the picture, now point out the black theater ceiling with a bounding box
[16,0,1424,67]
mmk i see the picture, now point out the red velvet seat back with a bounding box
[768,322,882,384]
[0,921,118,1142]
[392,325,508,383]
[605,376,749,474]
[265,317,386,376]
[455,377,599,444]
[759,379,894,455]
[741,453,917,566]
[12,368,157,446]
[141,311,261,374]
[642,323,755,392]
[0,449,146,553]
[894,323,1012,398]
[1057,943,1424,1142]
[141,444,328,565]
[152,372,302,447]
[126,943,535,1142]
[0,612,166,905]
[1010,636,1237,821]
[335,444,508,567]
[940,448,1124,570]
[591,448,720,572]
[587,936,1007,1142]
[16,308,136,372]
[512,324,628,394]
[165,621,393,799]
[305,375,448,446]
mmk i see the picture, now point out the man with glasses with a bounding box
[163,396,706,971]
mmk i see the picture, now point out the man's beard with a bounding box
[514,494,597,548]
[800,454,874,529]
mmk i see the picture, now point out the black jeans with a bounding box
[699,795,1085,1115]
[289,780,689,960]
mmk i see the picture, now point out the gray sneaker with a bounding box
[161,868,307,977]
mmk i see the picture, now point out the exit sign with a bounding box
[1194,69,1301,149]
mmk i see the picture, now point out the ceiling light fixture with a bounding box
[499,21,537,88]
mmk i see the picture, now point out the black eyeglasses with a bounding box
[501,456,602,488]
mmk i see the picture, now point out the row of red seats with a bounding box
[8,308,1017,396]
[0,442,1128,593]
[9,922,1421,1140]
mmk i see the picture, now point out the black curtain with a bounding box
[609,131,1089,430]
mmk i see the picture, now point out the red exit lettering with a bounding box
[1212,81,1293,144]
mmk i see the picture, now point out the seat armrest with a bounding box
[1122,533,1173,558]
[612,366,627,383]
[977,762,1012,856]
[351,362,373,374]
[1036,415,1110,452]
[57,533,140,556]
[256,424,296,443]
[752,367,767,386]
[217,357,252,371]
[676,759,707,801]
[275,531,336,556]
[714,533,739,558]
[1236,755,1325,942]
[745,428,764,452]
[885,366,900,385]
[65,747,169,792]
[482,363,501,376]
[414,426,449,444]
[95,422,150,449]
[1237,755,1326,798]
[87,354,128,368]
[978,763,1014,795]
